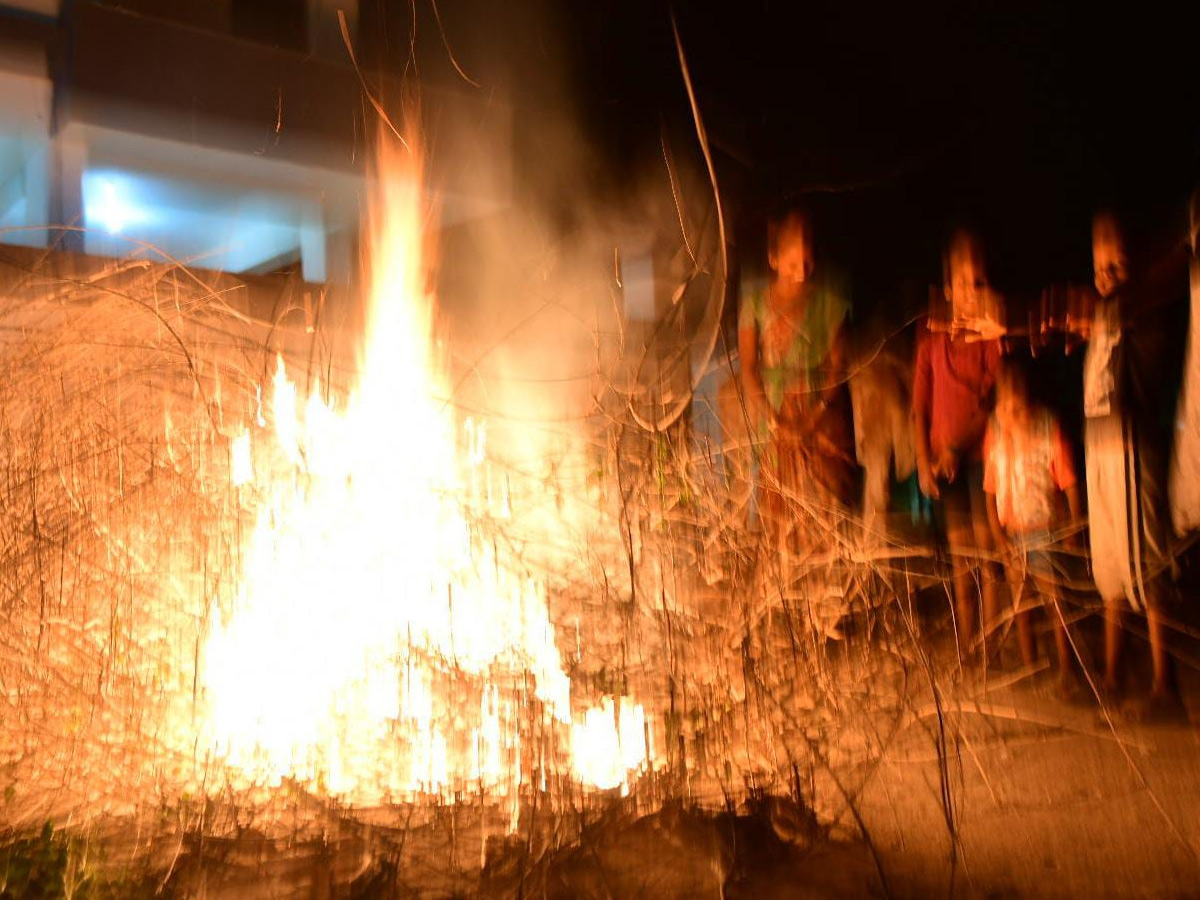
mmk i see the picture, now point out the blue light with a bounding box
[84,174,145,235]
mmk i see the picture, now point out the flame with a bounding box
[571,696,652,793]
[194,133,649,804]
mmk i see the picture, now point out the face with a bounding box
[995,382,1025,427]
[1092,214,1129,298]
[945,234,987,319]
[769,224,814,286]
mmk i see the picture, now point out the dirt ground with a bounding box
[855,637,1200,898]
[21,569,1200,899]
[37,624,1194,899]
[460,591,1200,900]
[569,654,1200,898]
[501,557,1200,899]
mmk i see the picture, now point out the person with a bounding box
[737,207,857,641]
[983,361,1084,692]
[912,228,1003,664]
[1083,210,1188,718]
[738,207,857,542]
[1170,187,1200,536]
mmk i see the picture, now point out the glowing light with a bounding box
[230,430,252,487]
[189,131,651,806]
[571,697,651,792]
[89,179,140,235]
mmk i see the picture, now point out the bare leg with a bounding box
[1049,596,1074,681]
[1117,582,1189,722]
[1035,576,1081,691]
[948,526,976,664]
[1145,583,1179,700]
[1103,600,1124,696]
[1003,564,1037,667]
[973,516,1002,662]
[952,564,976,660]
[981,564,1003,659]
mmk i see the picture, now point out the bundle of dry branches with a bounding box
[0,236,1108,896]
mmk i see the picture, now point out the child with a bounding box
[1084,210,1187,718]
[738,207,856,538]
[912,229,1003,663]
[983,362,1084,692]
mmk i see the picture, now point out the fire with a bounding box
[193,132,649,804]
[572,696,653,793]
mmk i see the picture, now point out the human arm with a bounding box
[1050,282,1098,344]
[932,446,960,484]
[791,318,848,435]
[982,428,1009,554]
[911,330,940,498]
[738,314,771,427]
[821,318,847,410]
[959,285,1008,342]
[1050,421,1085,549]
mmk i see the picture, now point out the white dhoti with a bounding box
[1170,255,1200,536]
[1086,414,1172,610]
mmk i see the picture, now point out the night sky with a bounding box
[423,1,1198,310]
[581,3,1197,292]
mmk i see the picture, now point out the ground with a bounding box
[477,579,1200,899]
[856,633,1200,898]
[9,575,1200,898]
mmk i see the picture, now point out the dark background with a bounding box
[407,0,1200,315]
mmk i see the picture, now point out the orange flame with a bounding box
[195,133,649,806]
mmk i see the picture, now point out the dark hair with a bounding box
[941,227,988,287]
[1091,204,1156,271]
[996,358,1030,400]
[1092,207,1129,239]
[767,206,814,258]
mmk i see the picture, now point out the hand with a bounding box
[933,447,959,484]
[961,314,1007,342]
[917,458,940,500]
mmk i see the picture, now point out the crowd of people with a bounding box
[736,197,1199,721]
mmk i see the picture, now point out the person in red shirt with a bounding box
[912,229,1003,664]
[984,362,1084,694]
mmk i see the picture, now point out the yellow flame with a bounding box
[230,429,252,487]
[571,696,651,793]
[195,132,648,805]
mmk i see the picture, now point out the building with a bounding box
[0,0,511,282]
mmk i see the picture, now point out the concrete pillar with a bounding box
[18,137,51,247]
[51,126,86,253]
[300,197,327,283]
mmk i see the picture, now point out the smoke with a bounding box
[422,13,724,585]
